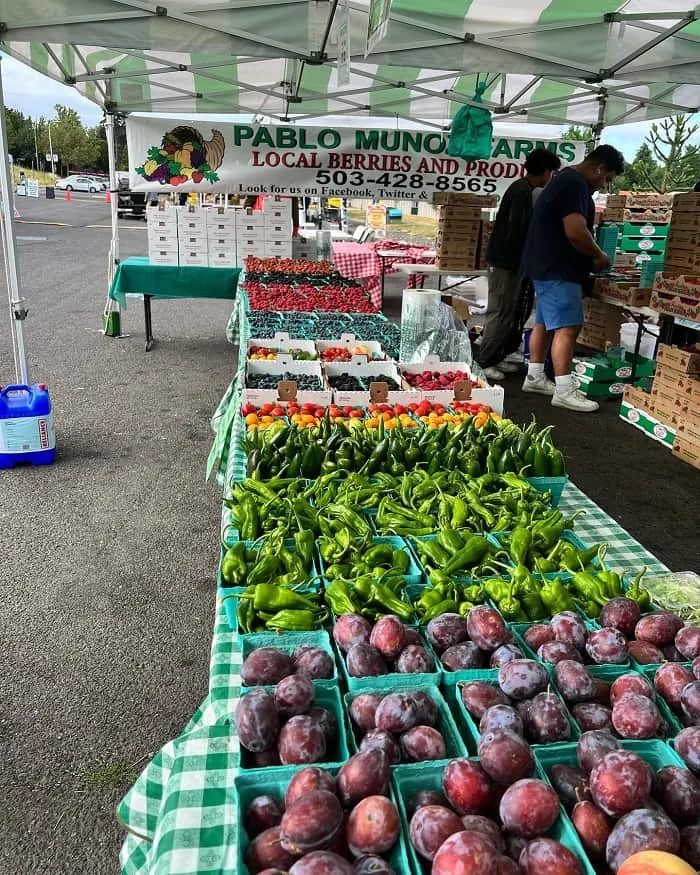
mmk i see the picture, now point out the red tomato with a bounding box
[241,403,256,416]
[393,404,406,416]
[271,406,285,417]
[314,407,325,418]
[350,409,364,418]
[301,402,315,414]
[260,402,274,414]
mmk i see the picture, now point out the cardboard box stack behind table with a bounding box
[603,192,671,274]
[432,193,497,272]
[146,206,179,265]
[579,297,625,352]
[235,197,293,265]
[650,193,700,324]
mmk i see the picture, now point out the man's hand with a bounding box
[592,251,611,272]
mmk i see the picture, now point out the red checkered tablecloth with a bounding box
[332,241,434,309]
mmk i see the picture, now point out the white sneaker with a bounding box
[497,360,521,374]
[483,366,505,381]
[551,388,600,412]
[522,375,555,395]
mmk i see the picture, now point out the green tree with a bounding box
[6,109,37,166]
[562,125,594,143]
[644,115,699,192]
[612,143,662,192]
[48,104,98,174]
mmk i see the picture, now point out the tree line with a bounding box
[563,115,700,193]
[6,103,128,177]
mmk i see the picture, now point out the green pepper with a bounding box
[325,563,351,580]
[532,444,549,477]
[463,585,484,603]
[464,492,496,530]
[443,535,491,575]
[458,601,477,617]
[239,494,260,541]
[265,609,322,631]
[570,571,608,608]
[325,579,358,615]
[294,530,314,567]
[534,556,556,575]
[548,447,566,476]
[484,577,512,603]
[236,594,256,633]
[540,577,576,614]
[242,584,319,613]
[521,590,548,621]
[365,543,395,567]
[246,553,279,587]
[625,566,651,611]
[415,588,445,615]
[423,599,459,621]
[509,527,532,566]
[391,550,410,574]
[365,581,414,621]
[498,582,528,621]
[437,529,465,556]
[221,542,247,587]
[416,539,451,568]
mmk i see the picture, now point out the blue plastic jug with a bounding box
[0,384,56,468]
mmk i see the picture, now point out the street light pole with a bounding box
[33,122,39,172]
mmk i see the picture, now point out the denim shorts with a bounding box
[533,280,584,330]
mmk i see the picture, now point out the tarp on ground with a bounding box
[1,1,700,126]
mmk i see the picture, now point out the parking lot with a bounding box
[1,194,234,874]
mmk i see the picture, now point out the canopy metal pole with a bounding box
[103,76,122,329]
[0,56,29,384]
[592,92,607,147]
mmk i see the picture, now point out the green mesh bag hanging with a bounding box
[447,79,493,160]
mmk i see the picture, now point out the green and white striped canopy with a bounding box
[1,0,700,126]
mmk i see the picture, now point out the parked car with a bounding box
[117,188,158,219]
[55,175,103,193]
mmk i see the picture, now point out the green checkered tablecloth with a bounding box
[118,479,670,875]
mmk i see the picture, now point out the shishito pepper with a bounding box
[325,579,358,615]
[625,566,651,611]
[221,542,247,587]
[443,535,491,576]
[540,577,576,614]
[294,530,314,567]
[241,583,319,613]
[570,571,609,609]
[509,527,532,566]
[266,609,324,631]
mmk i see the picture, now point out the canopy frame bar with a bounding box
[603,13,697,76]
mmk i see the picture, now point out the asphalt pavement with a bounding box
[0,193,235,874]
[0,193,698,875]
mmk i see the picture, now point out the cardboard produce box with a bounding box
[607,192,674,209]
[574,350,654,382]
[672,191,700,212]
[573,373,627,398]
[400,356,476,405]
[316,333,386,360]
[650,289,700,323]
[673,432,700,470]
[433,193,497,207]
[649,394,681,429]
[324,358,420,407]
[675,405,700,444]
[244,355,330,405]
[650,377,690,415]
[666,227,700,252]
[670,211,700,231]
[619,400,676,448]
[623,385,656,416]
[246,332,317,359]
[437,205,483,224]
[665,249,700,273]
[653,273,700,301]
[656,344,700,375]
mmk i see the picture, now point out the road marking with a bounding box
[17,235,48,241]
[17,219,71,227]
[86,224,146,230]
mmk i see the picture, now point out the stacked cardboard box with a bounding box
[177,206,208,266]
[665,192,700,277]
[651,273,700,323]
[432,193,496,271]
[146,205,179,265]
[206,207,237,268]
[579,297,625,351]
[263,197,293,259]
[603,192,673,225]
[652,344,700,469]
[477,220,494,270]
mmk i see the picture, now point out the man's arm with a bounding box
[562,213,610,270]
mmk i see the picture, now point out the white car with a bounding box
[55,175,103,193]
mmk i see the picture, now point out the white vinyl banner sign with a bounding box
[127,117,586,203]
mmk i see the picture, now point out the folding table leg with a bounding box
[144,295,155,352]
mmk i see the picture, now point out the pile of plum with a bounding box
[349,689,449,765]
[460,662,572,748]
[426,606,524,672]
[333,615,436,679]
[241,645,334,687]
[404,762,583,875]
[242,759,401,874]
[551,730,700,871]
[236,678,337,768]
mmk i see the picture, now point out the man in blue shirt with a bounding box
[521,145,625,412]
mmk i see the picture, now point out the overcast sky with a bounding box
[2,52,698,160]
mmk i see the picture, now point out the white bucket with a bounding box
[619,322,659,360]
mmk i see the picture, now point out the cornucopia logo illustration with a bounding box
[136,125,225,186]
